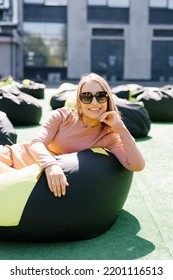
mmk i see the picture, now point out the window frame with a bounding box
[149,0,173,9]
[88,0,130,7]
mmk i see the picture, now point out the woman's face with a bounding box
[79,80,108,125]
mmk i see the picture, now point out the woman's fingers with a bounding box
[99,111,122,129]
[59,174,69,196]
[50,175,68,197]
[45,165,69,197]
[99,112,114,126]
[51,178,62,197]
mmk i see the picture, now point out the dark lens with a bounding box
[79,92,93,104]
[95,91,108,103]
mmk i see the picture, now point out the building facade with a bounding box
[1,0,173,82]
[0,0,23,80]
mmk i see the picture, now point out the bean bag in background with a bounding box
[0,148,133,242]
[50,83,77,109]
[112,84,143,100]
[0,86,42,126]
[115,97,151,138]
[161,84,173,95]
[135,87,173,122]
[16,79,46,99]
[0,111,17,145]
[0,75,13,87]
[112,85,130,100]
[130,86,157,99]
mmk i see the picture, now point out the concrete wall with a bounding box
[67,0,152,80]
[124,0,151,80]
[0,0,23,80]
[67,0,90,79]
[0,38,11,78]
[0,34,23,80]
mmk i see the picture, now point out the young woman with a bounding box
[0,73,145,197]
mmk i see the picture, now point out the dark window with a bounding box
[91,39,124,80]
[88,6,129,24]
[92,28,124,36]
[152,41,173,81]
[149,8,173,24]
[154,29,173,37]
[24,4,67,23]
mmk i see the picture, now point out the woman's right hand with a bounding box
[45,164,69,197]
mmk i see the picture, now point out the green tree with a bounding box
[24,35,49,66]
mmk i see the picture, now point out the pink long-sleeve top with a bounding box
[28,107,145,171]
[1,107,144,171]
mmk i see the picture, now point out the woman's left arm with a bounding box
[99,111,145,171]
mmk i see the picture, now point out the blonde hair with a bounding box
[76,73,120,117]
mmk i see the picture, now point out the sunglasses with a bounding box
[79,91,109,104]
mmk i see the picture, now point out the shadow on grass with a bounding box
[151,121,173,125]
[14,125,41,130]
[0,210,155,260]
[136,135,152,142]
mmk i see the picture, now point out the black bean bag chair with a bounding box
[0,111,17,145]
[17,80,46,99]
[115,97,151,138]
[112,84,143,100]
[135,87,173,122]
[0,86,42,125]
[50,83,77,109]
[161,84,173,95]
[0,148,133,242]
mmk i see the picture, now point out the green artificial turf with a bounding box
[0,89,173,260]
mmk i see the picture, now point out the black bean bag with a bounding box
[50,83,77,109]
[115,97,151,138]
[135,87,173,122]
[0,111,17,145]
[112,84,143,100]
[0,86,42,125]
[161,84,173,95]
[17,80,46,99]
[0,148,133,242]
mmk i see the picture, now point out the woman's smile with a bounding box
[88,107,102,111]
[79,80,108,126]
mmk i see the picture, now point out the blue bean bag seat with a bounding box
[0,148,133,242]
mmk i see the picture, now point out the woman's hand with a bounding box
[99,111,123,132]
[45,164,69,197]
